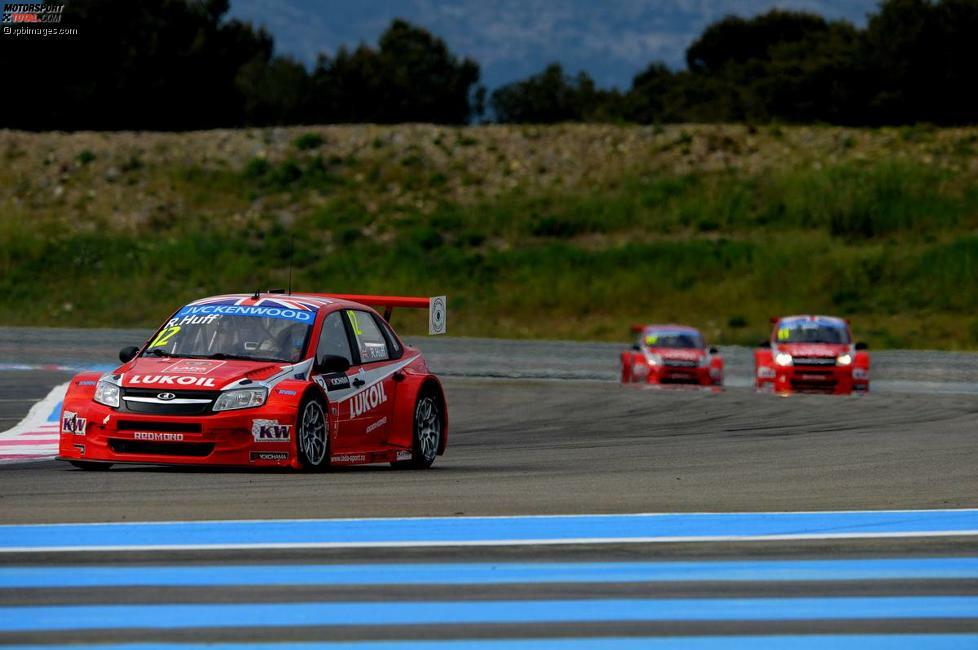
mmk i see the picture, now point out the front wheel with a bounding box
[392,391,442,469]
[68,460,112,471]
[296,397,330,471]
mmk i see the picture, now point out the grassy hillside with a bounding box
[3,123,978,348]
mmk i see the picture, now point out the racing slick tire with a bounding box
[392,388,443,470]
[68,461,113,471]
[296,395,330,472]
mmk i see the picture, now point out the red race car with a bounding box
[620,324,724,386]
[58,292,449,471]
[755,315,869,394]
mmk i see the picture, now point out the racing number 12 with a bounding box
[149,325,180,349]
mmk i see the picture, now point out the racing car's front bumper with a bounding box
[57,399,298,468]
[644,365,720,386]
[757,365,869,394]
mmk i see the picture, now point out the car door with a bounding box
[311,311,361,453]
[342,309,398,449]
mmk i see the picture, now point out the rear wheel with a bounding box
[297,396,330,471]
[68,461,112,471]
[392,390,442,469]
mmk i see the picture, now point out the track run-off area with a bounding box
[0,327,977,647]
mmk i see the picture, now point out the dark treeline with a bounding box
[494,0,978,125]
[3,0,978,130]
[0,0,480,130]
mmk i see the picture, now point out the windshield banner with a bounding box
[175,303,317,323]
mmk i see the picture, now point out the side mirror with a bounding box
[709,346,718,354]
[758,340,771,349]
[630,343,641,351]
[855,341,868,351]
[119,346,139,363]
[317,354,351,374]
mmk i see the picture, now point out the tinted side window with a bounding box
[316,312,353,365]
[374,314,403,358]
[346,310,390,363]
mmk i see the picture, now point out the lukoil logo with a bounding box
[350,381,387,418]
[129,375,216,387]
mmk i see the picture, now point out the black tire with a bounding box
[68,461,112,471]
[392,389,443,470]
[296,395,330,471]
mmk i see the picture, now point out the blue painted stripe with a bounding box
[4,637,978,650]
[46,401,61,423]
[2,597,977,632]
[3,558,978,589]
[1,510,977,551]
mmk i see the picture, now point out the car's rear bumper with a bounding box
[57,400,298,468]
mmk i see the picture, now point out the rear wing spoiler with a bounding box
[314,294,447,335]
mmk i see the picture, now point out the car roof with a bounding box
[643,324,702,334]
[778,315,847,327]
[189,293,370,310]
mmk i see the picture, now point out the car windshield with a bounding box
[142,298,318,363]
[776,319,850,344]
[643,330,703,349]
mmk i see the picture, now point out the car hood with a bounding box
[775,343,850,357]
[117,357,298,391]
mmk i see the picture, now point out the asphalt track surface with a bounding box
[0,327,977,646]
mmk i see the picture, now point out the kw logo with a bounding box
[252,419,291,442]
[350,382,387,418]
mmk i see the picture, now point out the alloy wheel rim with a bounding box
[416,396,440,462]
[300,402,327,465]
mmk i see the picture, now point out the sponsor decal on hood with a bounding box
[128,375,217,388]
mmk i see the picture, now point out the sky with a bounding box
[228,0,878,91]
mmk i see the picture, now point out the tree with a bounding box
[0,0,275,130]
[491,63,619,123]
[864,0,978,124]
[308,19,481,124]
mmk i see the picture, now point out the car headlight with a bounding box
[775,352,793,366]
[93,380,120,408]
[837,353,852,366]
[213,388,268,412]
[646,353,663,366]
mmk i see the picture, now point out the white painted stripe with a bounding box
[0,383,66,438]
[0,383,68,463]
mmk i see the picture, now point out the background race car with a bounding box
[620,324,723,386]
[755,315,870,394]
[58,292,448,471]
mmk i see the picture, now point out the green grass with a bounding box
[3,126,978,349]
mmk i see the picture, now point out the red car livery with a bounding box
[620,324,724,386]
[58,292,449,471]
[755,315,870,394]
